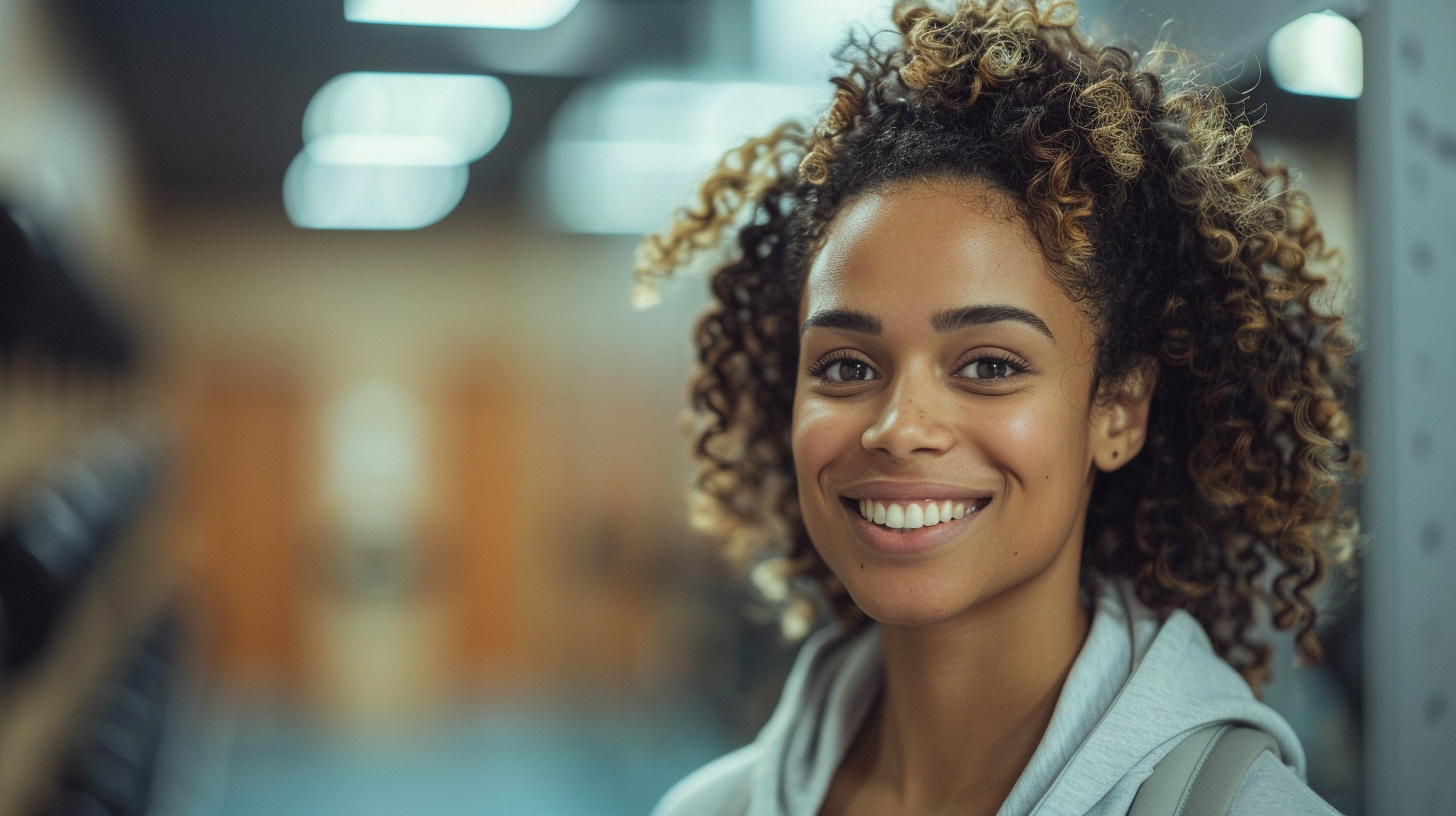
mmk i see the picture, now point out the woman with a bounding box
[635,1,1359,813]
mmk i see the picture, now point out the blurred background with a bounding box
[0,0,1448,814]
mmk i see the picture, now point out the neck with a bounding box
[866,538,1090,814]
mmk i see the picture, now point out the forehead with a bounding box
[802,179,1067,321]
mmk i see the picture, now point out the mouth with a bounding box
[836,494,992,556]
[843,497,991,530]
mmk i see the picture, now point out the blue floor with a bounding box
[194,701,735,816]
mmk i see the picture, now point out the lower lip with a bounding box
[845,501,986,556]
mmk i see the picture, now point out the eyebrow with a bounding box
[930,305,1054,342]
[801,304,1054,342]
[800,309,883,337]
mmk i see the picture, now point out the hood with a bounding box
[1023,580,1306,815]
[743,580,1305,816]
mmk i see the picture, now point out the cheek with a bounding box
[979,394,1090,486]
[791,396,860,486]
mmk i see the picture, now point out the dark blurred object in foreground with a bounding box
[0,432,158,672]
[48,613,179,816]
[0,205,133,372]
[0,201,167,816]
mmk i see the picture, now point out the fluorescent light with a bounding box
[303,72,511,166]
[1268,11,1364,99]
[307,134,464,166]
[457,0,620,77]
[542,79,826,234]
[284,151,469,229]
[345,0,581,29]
[555,80,826,144]
[752,0,892,81]
[287,72,502,229]
[546,141,729,235]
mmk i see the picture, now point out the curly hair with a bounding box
[633,0,1360,688]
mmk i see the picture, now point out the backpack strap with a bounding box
[1128,724,1281,816]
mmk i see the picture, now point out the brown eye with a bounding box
[958,358,1017,380]
[822,359,878,382]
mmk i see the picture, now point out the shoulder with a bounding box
[649,742,761,816]
[1227,751,1343,815]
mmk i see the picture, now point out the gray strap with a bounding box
[1181,727,1279,815]
[1128,724,1280,816]
[1129,724,1229,816]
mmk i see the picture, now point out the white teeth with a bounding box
[854,498,987,529]
[885,504,905,528]
[904,503,924,528]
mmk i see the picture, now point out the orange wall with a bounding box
[173,360,310,690]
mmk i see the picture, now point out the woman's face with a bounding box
[792,178,1134,626]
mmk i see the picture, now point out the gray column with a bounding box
[1359,0,1456,813]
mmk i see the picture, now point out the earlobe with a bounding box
[1092,361,1157,473]
[1094,417,1146,471]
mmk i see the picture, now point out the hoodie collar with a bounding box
[743,580,1305,816]
[747,622,883,816]
[1025,582,1305,815]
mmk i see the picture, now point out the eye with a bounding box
[811,356,879,383]
[956,356,1022,380]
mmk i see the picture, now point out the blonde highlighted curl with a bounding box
[634,0,1360,688]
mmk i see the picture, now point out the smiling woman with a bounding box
[633,1,1359,815]
[792,180,1119,632]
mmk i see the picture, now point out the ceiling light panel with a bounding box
[344,0,582,30]
[304,72,511,166]
[284,153,469,230]
[543,79,826,234]
[1268,11,1364,99]
[752,0,893,81]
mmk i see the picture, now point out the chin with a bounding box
[858,603,962,628]
[837,568,983,628]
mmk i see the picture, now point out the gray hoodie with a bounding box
[652,580,1341,816]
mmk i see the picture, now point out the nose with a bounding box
[861,363,955,459]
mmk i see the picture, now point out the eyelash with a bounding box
[806,352,1029,384]
[807,352,877,383]
[953,353,1029,381]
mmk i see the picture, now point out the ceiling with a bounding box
[57,0,701,202]
[56,0,1358,205]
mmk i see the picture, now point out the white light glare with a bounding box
[304,72,511,166]
[345,0,581,29]
[1268,11,1363,99]
[325,380,426,543]
[753,0,892,81]
[544,80,825,234]
[284,153,468,230]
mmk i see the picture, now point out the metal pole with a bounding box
[1358,0,1456,812]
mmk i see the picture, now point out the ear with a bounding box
[1090,359,1157,473]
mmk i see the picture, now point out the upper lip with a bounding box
[838,480,994,501]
